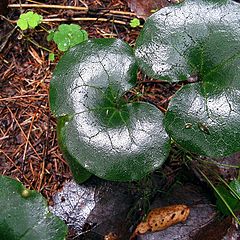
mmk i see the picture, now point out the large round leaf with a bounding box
[0,175,67,240]
[135,0,240,157]
[50,38,170,181]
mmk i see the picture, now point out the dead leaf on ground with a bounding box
[130,204,190,239]
[127,0,183,19]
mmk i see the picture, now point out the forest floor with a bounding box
[1,0,181,203]
[1,1,239,240]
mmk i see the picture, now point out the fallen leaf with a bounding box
[130,204,190,239]
[127,0,182,19]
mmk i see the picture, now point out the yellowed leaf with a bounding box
[130,204,190,239]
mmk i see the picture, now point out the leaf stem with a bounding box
[198,168,240,225]
[19,30,52,52]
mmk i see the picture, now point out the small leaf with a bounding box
[0,175,68,239]
[49,52,55,61]
[130,18,141,28]
[50,23,88,52]
[47,30,55,42]
[17,11,42,30]
[17,18,28,30]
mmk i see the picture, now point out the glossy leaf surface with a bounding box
[216,180,240,215]
[135,0,240,157]
[50,38,170,181]
[0,175,67,240]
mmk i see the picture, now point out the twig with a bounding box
[0,94,48,101]
[8,3,136,16]
[22,113,36,171]
[8,3,88,11]
[1,150,33,188]
[7,106,42,161]
[42,17,127,25]
[0,26,17,53]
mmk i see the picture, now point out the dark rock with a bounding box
[50,177,137,240]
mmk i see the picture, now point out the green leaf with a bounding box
[0,175,68,240]
[130,18,141,28]
[135,0,240,157]
[17,11,42,30]
[51,24,88,52]
[17,18,28,30]
[47,30,55,41]
[49,52,55,61]
[50,38,170,181]
[216,180,240,215]
[57,116,92,183]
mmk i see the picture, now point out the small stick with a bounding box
[7,106,42,161]
[0,94,48,101]
[8,3,88,11]
[22,113,36,171]
[42,17,127,25]
[1,150,33,188]
[8,3,136,16]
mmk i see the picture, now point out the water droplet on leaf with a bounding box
[198,122,210,135]
[21,189,31,198]
[185,123,192,129]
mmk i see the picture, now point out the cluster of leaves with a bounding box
[16,12,88,60]
[50,0,240,183]
[17,11,42,30]
[47,24,88,52]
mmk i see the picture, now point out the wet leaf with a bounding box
[49,24,88,52]
[0,175,67,240]
[50,38,170,181]
[216,180,240,215]
[135,0,240,157]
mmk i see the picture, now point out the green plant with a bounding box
[0,175,67,239]
[17,11,43,30]
[216,179,240,216]
[130,18,141,28]
[47,24,88,52]
[49,0,240,183]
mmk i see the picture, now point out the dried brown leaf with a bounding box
[127,0,182,19]
[130,204,190,239]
